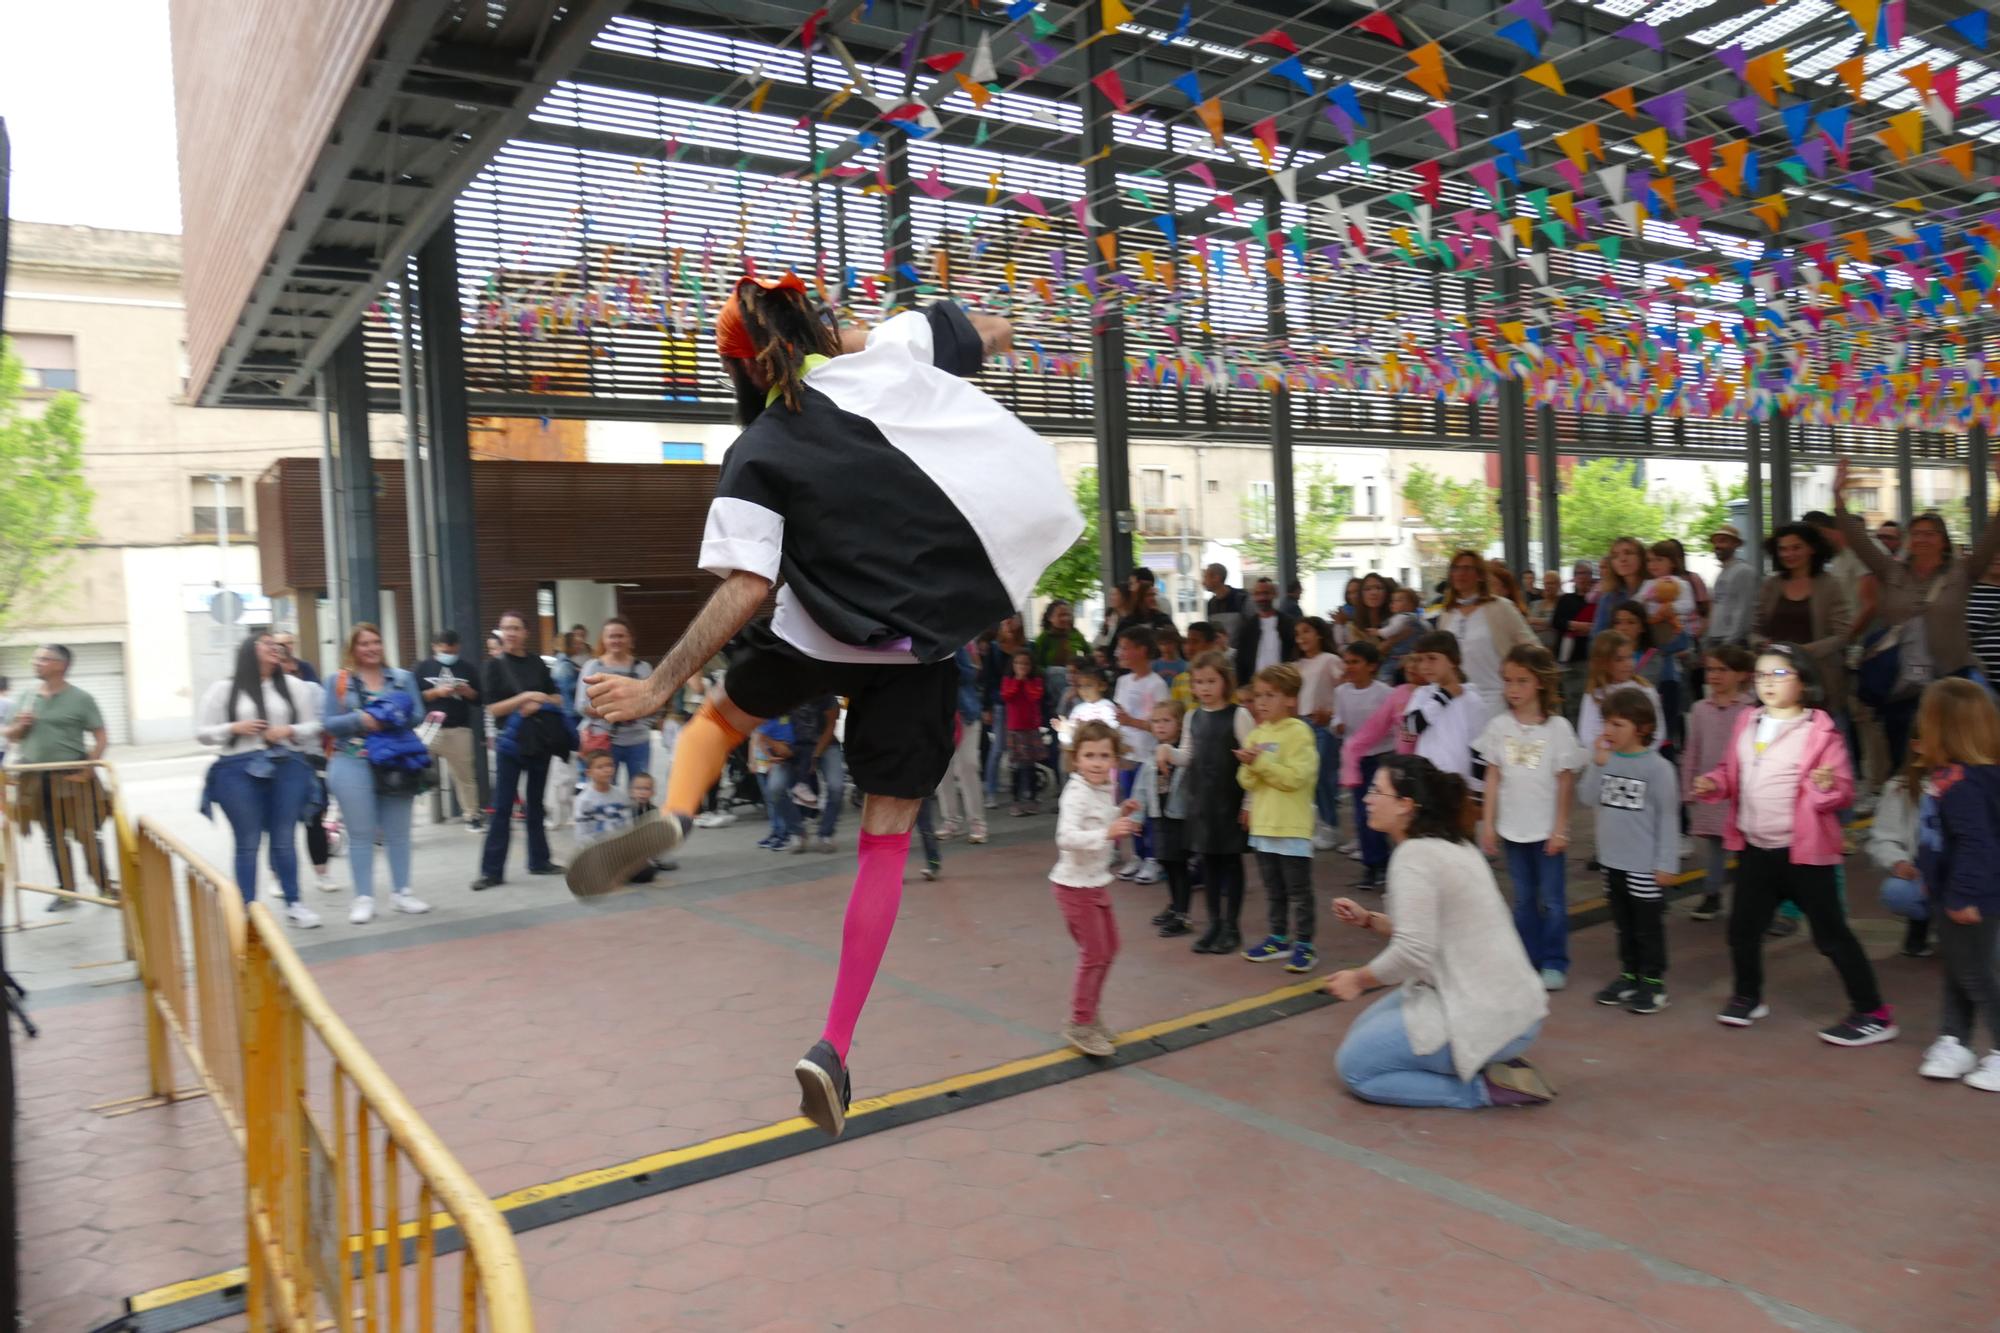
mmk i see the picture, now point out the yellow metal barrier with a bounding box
[124,816,531,1331]
[1,759,131,926]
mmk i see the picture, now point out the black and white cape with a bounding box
[699,305,1083,664]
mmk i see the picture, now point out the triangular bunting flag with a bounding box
[1406,43,1450,100]
[1603,87,1638,118]
[1521,62,1565,96]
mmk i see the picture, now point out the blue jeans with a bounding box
[816,745,846,838]
[611,740,651,789]
[1116,767,1152,860]
[1352,753,1389,870]
[328,753,416,898]
[210,752,312,905]
[764,766,801,840]
[1311,724,1341,832]
[479,747,551,879]
[1504,838,1569,973]
[1337,989,1541,1109]
[917,795,940,861]
[1879,873,1927,921]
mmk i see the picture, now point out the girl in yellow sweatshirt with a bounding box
[1237,663,1322,972]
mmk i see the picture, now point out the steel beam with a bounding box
[1745,419,1766,578]
[417,220,490,801]
[1537,404,1560,572]
[327,327,380,627]
[1896,428,1915,528]
[1971,426,1991,545]
[1768,410,1794,529]
[1081,4,1132,594]
[1266,192,1296,595]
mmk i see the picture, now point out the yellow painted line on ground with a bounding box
[124,974,1330,1314]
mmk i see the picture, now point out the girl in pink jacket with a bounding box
[1693,644,1894,1048]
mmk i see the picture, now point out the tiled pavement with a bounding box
[16,812,1998,1332]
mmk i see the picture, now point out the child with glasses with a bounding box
[1692,644,1896,1047]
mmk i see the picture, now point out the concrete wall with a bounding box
[587,420,740,466]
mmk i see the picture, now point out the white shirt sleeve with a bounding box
[699,496,785,583]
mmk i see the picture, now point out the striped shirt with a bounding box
[1968,582,2000,683]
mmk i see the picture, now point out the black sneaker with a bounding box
[1626,980,1669,1015]
[1765,916,1800,939]
[1902,921,1934,958]
[566,811,686,898]
[1213,925,1242,956]
[794,1039,853,1138]
[1157,912,1192,938]
[469,875,504,892]
[1595,974,1640,1006]
[1191,921,1225,953]
[1150,907,1178,927]
[1818,1007,1899,1047]
[528,862,566,876]
[1716,996,1770,1027]
[1689,894,1722,922]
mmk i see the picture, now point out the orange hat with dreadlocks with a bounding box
[714,271,809,360]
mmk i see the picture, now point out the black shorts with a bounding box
[720,620,958,800]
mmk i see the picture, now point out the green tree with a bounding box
[0,338,93,634]
[1683,471,1745,545]
[1558,458,1690,566]
[1035,467,1100,605]
[1400,464,1499,583]
[1239,467,1355,574]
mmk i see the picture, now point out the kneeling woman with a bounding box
[1324,755,1555,1108]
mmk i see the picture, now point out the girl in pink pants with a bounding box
[1051,721,1140,1057]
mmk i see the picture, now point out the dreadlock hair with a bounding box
[725,283,842,426]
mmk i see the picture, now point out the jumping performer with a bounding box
[576,272,1081,1136]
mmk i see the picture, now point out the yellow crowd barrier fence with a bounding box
[5,757,532,1329]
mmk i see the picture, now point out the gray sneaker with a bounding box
[566,810,686,898]
[1063,1021,1115,1058]
[794,1040,852,1137]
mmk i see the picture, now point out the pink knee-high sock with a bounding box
[821,830,910,1060]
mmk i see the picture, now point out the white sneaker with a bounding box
[968,827,988,845]
[814,836,837,853]
[1335,840,1360,858]
[391,892,431,915]
[693,810,735,829]
[1311,823,1338,852]
[349,897,376,925]
[789,782,821,809]
[315,867,340,893]
[286,902,322,929]
[1919,1035,1977,1079]
[788,834,812,854]
[1964,1051,2000,1092]
[1112,859,1140,880]
[1132,859,1163,884]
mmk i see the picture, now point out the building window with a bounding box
[1248,480,1275,536]
[1850,487,1880,512]
[13,332,78,391]
[1140,467,1167,509]
[1363,483,1378,516]
[1206,478,1220,493]
[192,476,248,537]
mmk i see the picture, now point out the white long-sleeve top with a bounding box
[1050,772,1124,887]
[196,676,325,753]
[1576,680,1664,755]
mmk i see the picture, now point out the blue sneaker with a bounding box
[1242,935,1289,962]
[757,834,782,850]
[1284,942,1317,974]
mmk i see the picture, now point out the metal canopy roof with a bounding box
[198,0,1995,465]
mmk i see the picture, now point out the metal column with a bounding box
[1971,426,1990,543]
[881,139,914,310]
[417,221,489,801]
[1536,404,1560,570]
[1896,428,1915,527]
[326,325,380,627]
[1767,411,1794,529]
[1266,191,1296,592]
[315,374,344,642]
[397,279,433,647]
[1493,82,1530,574]
[1081,4,1132,592]
[1744,420,1766,576]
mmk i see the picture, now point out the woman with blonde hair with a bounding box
[1434,550,1536,712]
[323,623,432,924]
[1907,679,2000,1089]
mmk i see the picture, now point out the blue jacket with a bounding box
[954,647,981,724]
[359,692,431,771]
[1915,763,2000,914]
[325,668,425,763]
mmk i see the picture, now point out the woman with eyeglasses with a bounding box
[1691,644,1896,1047]
[1323,755,1555,1109]
[1433,549,1537,714]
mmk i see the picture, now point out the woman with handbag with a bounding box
[473,610,569,891]
[323,624,433,924]
[577,617,655,786]
[196,631,325,924]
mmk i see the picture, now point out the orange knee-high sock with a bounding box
[665,702,747,817]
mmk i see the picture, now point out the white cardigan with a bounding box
[1050,773,1123,887]
[196,676,325,754]
[1366,837,1549,1082]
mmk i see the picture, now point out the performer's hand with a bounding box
[1330,897,1369,928]
[969,313,1014,358]
[586,671,655,724]
[1948,904,1982,925]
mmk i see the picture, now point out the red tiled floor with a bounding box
[16,829,1992,1331]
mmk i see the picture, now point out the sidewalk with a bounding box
[15,822,1990,1332]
